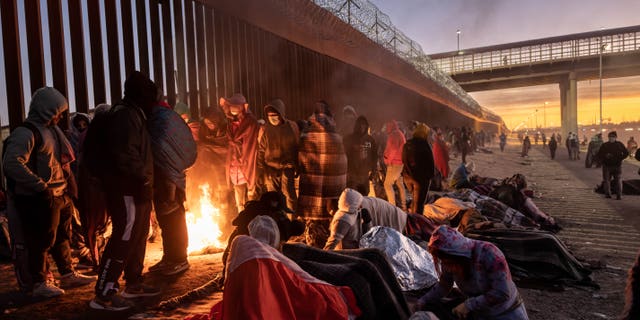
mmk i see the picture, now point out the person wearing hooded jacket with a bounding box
[324,188,436,250]
[146,96,197,276]
[418,226,528,320]
[298,101,347,248]
[3,87,96,298]
[402,123,435,215]
[258,99,300,212]
[220,93,260,213]
[343,116,377,196]
[383,120,406,210]
[91,72,160,310]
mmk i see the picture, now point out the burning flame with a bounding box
[185,184,224,253]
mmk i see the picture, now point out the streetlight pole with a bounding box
[599,40,608,134]
[457,29,461,53]
[544,101,548,129]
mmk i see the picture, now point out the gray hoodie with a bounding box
[3,87,71,196]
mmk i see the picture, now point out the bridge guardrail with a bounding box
[432,28,640,75]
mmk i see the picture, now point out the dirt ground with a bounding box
[1,140,639,319]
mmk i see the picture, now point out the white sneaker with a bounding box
[60,271,98,288]
[32,281,65,298]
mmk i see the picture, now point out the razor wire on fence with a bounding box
[312,0,500,122]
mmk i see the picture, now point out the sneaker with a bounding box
[89,291,134,311]
[616,195,622,200]
[60,271,98,288]
[121,283,161,298]
[162,260,190,276]
[605,194,612,199]
[148,259,169,273]
[32,281,65,298]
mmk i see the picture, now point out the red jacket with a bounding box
[384,120,405,166]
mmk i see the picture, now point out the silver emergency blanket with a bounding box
[360,226,438,291]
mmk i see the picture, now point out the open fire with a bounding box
[185,184,225,254]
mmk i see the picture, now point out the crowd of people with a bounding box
[1,70,638,319]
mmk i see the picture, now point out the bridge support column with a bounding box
[560,72,578,140]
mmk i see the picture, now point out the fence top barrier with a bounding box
[312,0,501,123]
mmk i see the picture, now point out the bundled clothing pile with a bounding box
[442,189,538,229]
[283,242,411,320]
[188,236,361,320]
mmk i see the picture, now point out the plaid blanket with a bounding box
[298,115,347,220]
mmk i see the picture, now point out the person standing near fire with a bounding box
[89,72,161,311]
[257,99,300,212]
[3,87,97,298]
[221,94,260,213]
[344,115,378,196]
[298,101,347,248]
[146,91,197,276]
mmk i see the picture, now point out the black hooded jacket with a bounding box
[343,116,378,179]
[258,100,299,172]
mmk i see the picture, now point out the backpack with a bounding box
[82,108,115,179]
[1,122,43,193]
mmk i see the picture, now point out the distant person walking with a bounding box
[596,131,629,200]
[499,133,507,152]
[521,136,531,157]
[549,134,558,160]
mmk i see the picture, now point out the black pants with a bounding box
[13,194,73,284]
[265,168,297,212]
[347,173,370,197]
[95,192,151,296]
[154,179,188,263]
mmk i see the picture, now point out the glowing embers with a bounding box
[186,184,224,255]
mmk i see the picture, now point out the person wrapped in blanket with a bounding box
[221,191,305,269]
[185,215,361,320]
[324,188,437,250]
[418,226,529,320]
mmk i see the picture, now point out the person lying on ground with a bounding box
[324,188,437,250]
[186,217,361,320]
[417,225,529,320]
[222,191,305,268]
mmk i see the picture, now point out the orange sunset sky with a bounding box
[471,75,640,130]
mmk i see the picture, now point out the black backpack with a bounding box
[82,109,113,179]
[1,122,43,193]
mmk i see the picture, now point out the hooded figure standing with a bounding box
[194,106,232,218]
[221,94,260,213]
[91,72,160,310]
[338,105,357,137]
[344,116,378,196]
[383,120,406,209]
[298,101,347,248]
[418,226,528,320]
[257,99,300,212]
[596,131,629,200]
[402,123,435,215]
[146,95,197,276]
[3,87,96,297]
